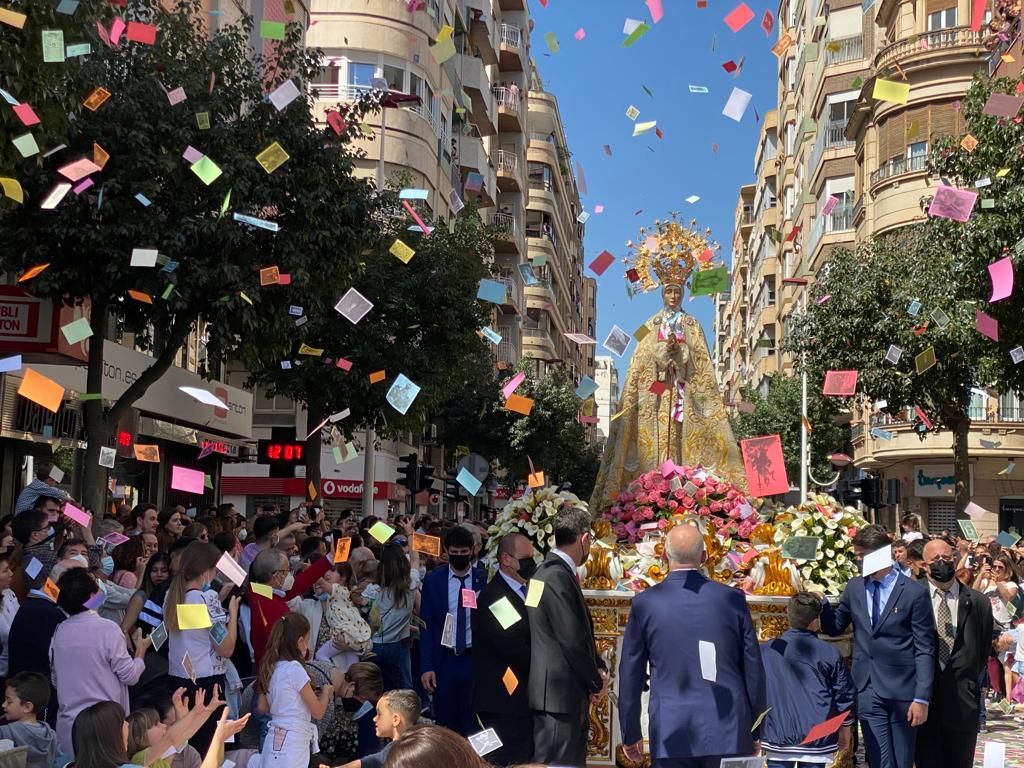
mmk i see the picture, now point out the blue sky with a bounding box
[527,0,778,373]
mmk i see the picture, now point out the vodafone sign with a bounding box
[321,480,391,500]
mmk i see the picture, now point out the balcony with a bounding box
[496,337,519,367]
[496,273,523,314]
[874,27,984,73]
[495,148,522,192]
[456,54,497,136]
[492,86,523,132]
[869,153,927,188]
[464,0,498,67]
[498,0,524,10]
[824,35,864,66]
[740,207,755,228]
[498,23,526,71]
[808,119,854,174]
[491,211,523,255]
[808,204,855,257]
[456,135,496,207]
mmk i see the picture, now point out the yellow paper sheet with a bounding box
[176,603,212,630]
[256,142,290,174]
[390,239,415,264]
[251,582,274,598]
[0,7,28,28]
[368,521,396,544]
[872,79,909,105]
[524,579,545,608]
[0,177,24,203]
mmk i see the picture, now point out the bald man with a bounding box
[915,538,993,768]
[619,524,765,768]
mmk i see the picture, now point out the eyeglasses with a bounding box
[393,538,408,547]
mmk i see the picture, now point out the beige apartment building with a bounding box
[306,0,593,388]
[717,0,1024,535]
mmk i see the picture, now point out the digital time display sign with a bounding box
[257,440,304,464]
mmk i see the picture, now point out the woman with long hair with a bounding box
[164,542,240,754]
[255,614,334,768]
[121,554,172,638]
[158,507,187,553]
[978,552,1021,698]
[111,537,148,590]
[370,542,417,691]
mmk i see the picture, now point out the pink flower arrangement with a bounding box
[603,464,757,544]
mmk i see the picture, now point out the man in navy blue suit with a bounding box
[619,524,766,768]
[420,525,487,736]
[819,525,936,768]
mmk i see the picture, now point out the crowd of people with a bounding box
[1,461,1020,768]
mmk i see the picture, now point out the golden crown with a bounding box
[624,214,719,293]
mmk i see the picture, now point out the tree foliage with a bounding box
[732,374,847,482]
[438,362,600,498]
[224,198,496,486]
[785,72,1024,513]
[0,0,381,511]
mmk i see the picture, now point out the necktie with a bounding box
[870,580,882,629]
[520,584,528,599]
[937,589,954,666]
[456,574,468,654]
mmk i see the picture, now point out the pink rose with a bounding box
[668,500,679,511]
[657,518,671,529]
[681,496,696,509]
[710,501,723,513]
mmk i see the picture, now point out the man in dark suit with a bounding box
[619,524,766,768]
[526,506,607,766]
[473,533,537,765]
[915,537,994,768]
[420,525,487,736]
[820,525,936,768]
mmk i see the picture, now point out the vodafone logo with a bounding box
[322,480,388,500]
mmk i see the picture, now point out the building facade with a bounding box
[223,0,595,513]
[717,0,1024,536]
[593,355,620,443]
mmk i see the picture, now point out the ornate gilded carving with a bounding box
[583,546,618,591]
[587,636,618,759]
[752,550,798,597]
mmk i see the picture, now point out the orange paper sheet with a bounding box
[369,370,386,384]
[412,533,441,556]
[333,537,351,563]
[18,368,65,412]
[502,666,519,695]
[505,394,534,415]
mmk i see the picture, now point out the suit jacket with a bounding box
[419,564,487,674]
[820,571,936,702]
[473,573,531,715]
[927,582,994,730]
[526,551,603,714]
[619,569,766,759]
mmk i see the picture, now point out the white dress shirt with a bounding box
[447,566,474,648]
[929,578,960,630]
[499,570,527,599]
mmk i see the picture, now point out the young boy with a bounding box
[760,592,855,767]
[0,672,58,768]
[340,689,421,768]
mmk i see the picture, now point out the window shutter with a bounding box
[930,101,958,141]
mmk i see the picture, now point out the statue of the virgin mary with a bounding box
[589,216,747,514]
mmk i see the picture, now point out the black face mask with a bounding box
[448,553,472,571]
[929,560,956,584]
[517,557,538,580]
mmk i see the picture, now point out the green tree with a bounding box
[731,374,848,483]
[0,0,381,512]
[786,72,1024,514]
[225,201,495,489]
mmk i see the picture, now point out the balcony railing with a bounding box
[740,208,755,225]
[989,19,1023,74]
[499,23,522,48]
[824,35,864,66]
[497,274,522,309]
[809,119,853,172]
[492,86,520,114]
[808,204,855,254]
[755,142,778,179]
[496,338,518,364]
[496,149,518,175]
[869,153,927,186]
[491,211,519,237]
[875,27,983,71]
[852,193,864,222]
[311,82,370,101]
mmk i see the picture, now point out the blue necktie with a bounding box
[870,580,882,629]
[456,574,468,654]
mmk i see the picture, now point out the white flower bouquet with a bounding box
[484,485,588,566]
[771,494,869,596]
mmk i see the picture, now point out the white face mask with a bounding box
[71,554,88,566]
[282,573,295,592]
[237,529,248,541]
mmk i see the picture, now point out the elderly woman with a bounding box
[49,568,149,756]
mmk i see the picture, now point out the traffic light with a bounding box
[397,453,418,493]
[417,464,435,493]
[443,474,460,499]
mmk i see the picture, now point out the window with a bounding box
[828,97,855,124]
[382,63,404,91]
[409,72,424,101]
[313,65,338,84]
[927,8,957,30]
[347,62,375,89]
[528,162,552,190]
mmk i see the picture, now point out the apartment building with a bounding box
[221,0,596,513]
[718,0,1024,536]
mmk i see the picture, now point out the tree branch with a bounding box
[107,314,195,424]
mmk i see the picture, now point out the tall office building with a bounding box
[594,355,620,443]
[717,0,1024,535]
